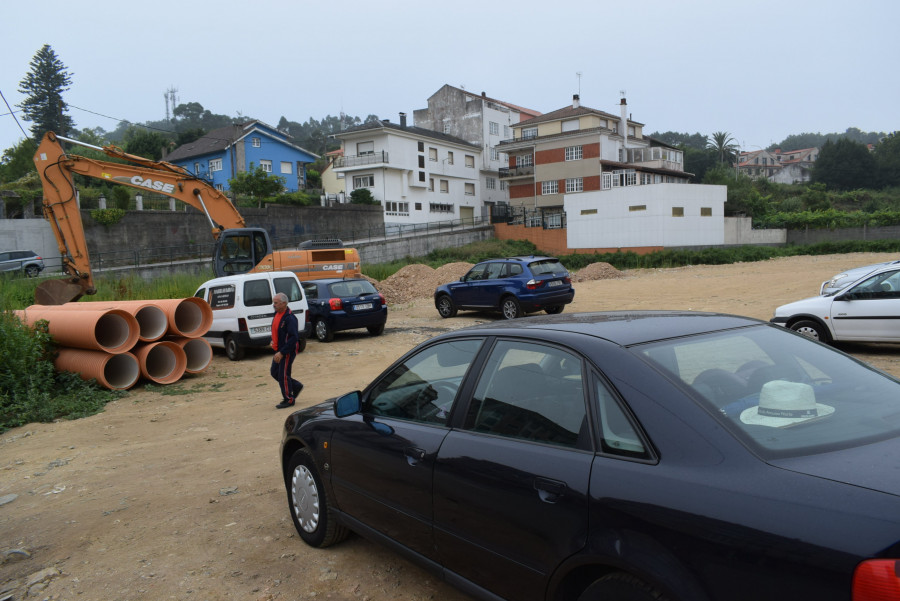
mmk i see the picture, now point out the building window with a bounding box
[565,146,583,161]
[629,205,647,212]
[491,147,499,161]
[447,151,454,165]
[465,183,475,196]
[599,119,608,128]
[281,162,292,174]
[581,208,598,215]
[489,121,499,136]
[415,202,422,210]
[251,137,260,147]
[503,125,509,138]
[516,154,534,167]
[701,207,712,217]
[357,141,374,156]
[194,162,201,173]
[419,171,426,182]
[430,202,453,213]
[440,180,449,193]
[429,148,438,161]
[443,122,451,134]
[429,178,434,191]
[260,160,272,173]
[562,119,579,132]
[522,127,537,140]
[565,178,583,193]
[628,126,635,137]
[209,158,223,172]
[500,181,507,191]
[353,174,375,188]
[486,177,496,190]
[385,201,409,215]
[215,184,224,191]
[672,207,684,217]
[465,155,475,168]
[417,155,425,168]
[541,180,559,195]
[418,141,424,152]
[626,172,637,186]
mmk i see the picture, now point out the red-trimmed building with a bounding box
[497,95,690,218]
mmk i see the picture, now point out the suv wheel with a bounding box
[24,265,40,277]
[500,296,522,319]
[436,294,458,318]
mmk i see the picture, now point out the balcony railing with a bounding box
[498,165,535,179]
[334,151,389,168]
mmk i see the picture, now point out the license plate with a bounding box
[354,303,373,311]
[251,325,271,334]
[548,280,563,287]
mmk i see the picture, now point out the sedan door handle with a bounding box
[404,446,426,466]
[534,477,567,504]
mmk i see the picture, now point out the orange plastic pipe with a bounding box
[168,337,212,374]
[132,341,187,384]
[52,301,168,342]
[16,307,139,354]
[129,298,213,338]
[54,348,140,390]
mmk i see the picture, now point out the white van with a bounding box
[194,271,308,361]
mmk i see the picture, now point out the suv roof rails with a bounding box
[298,238,344,249]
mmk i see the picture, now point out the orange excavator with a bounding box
[33,131,361,304]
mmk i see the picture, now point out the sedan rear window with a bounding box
[637,326,900,458]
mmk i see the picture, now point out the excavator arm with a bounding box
[33,131,247,304]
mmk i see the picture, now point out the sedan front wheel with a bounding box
[790,319,830,344]
[287,449,348,548]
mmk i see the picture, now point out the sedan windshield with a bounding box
[636,325,900,458]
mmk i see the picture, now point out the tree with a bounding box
[707,131,737,164]
[812,138,875,191]
[0,138,37,183]
[874,132,900,189]
[122,127,173,160]
[228,163,286,203]
[17,44,74,141]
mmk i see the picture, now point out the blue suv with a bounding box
[434,256,574,319]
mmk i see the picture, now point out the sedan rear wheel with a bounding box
[790,319,830,344]
[501,296,522,319]
[578,572,669,601]
[545,305,564,315]
[314,319,334,342]
[287,448,348,548]
[436,294,458,318]
[367,323,385,336]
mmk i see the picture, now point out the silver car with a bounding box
[820,259,900,294]
[0,250,45,277]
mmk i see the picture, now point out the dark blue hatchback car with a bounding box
[301,278,387,342]
[434,255,574,319]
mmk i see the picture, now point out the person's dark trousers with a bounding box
[271,352,302,404]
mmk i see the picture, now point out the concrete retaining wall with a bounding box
[787,224,900,245]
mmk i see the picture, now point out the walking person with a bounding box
[271,292,303,409]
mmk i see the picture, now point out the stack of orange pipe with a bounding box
[15,298,213,390]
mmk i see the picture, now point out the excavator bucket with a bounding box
[35,278,92,305]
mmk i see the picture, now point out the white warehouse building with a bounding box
[564,184,727,249]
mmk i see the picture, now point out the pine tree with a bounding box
[17,44,75,141]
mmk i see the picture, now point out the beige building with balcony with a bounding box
[497,95,691,216]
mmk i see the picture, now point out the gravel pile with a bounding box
[572,262,625,283]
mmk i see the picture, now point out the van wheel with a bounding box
[314,319,334,343]
[225,334,245,361]
[297,337,307,353]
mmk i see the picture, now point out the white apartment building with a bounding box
[413,85,541,210]
[333,114,484,226]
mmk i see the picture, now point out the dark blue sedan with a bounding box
[281,311,900,601]
[300,278,387,342]
[434,256,574,319]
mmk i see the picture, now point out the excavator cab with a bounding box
[213,228,273,276]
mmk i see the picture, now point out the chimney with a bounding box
[399,112,407,127]
[573,94,580,109]
[620,97,628,150]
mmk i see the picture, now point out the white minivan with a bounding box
[194,271,308,360]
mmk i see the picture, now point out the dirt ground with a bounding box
[3,252,900,601]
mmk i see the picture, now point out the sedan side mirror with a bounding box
[334,391,362,417]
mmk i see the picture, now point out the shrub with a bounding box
[90,207,126,227]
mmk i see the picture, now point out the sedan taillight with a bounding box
[378,293,386,305]
[328,298,342,310]
[853,559,900,600]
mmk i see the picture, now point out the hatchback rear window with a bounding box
[528,259,565,275]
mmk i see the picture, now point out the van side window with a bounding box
[194,288,206,300]
[274,277,303,303]
[244,280,273,307]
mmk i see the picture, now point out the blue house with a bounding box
[165,120,319,192]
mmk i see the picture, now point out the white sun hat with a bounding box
[740,380,834,427]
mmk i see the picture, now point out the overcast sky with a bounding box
[2,0,897,154]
